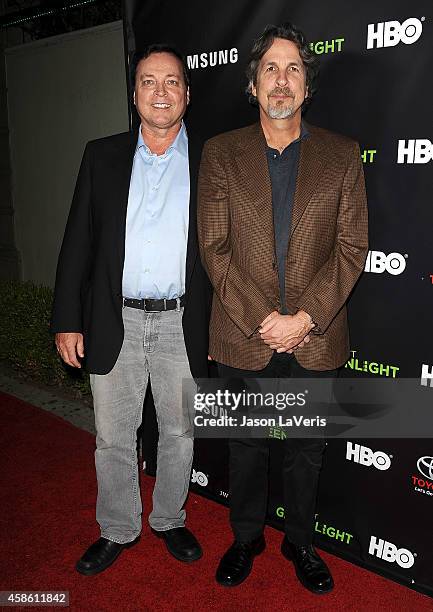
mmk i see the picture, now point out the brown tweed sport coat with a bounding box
[197,121,368,371]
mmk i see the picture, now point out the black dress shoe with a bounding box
[76,537,139,576]
[153,527,202,562]
[281,537,334,594]
[216,535,266,587]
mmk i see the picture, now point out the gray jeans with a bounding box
[90,305,194,544]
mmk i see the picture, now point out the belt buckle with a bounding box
[144,298,159,313]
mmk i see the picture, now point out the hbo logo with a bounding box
[369,536,415,569]
[367,17,423,49]
[398,139,433,164]
[191,469,208,487]
[364,251,406,276]
[346,442,391,471]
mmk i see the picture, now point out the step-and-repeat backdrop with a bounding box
[124,0,433,596]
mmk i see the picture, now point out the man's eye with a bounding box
[167,80,178,85]
[142,80,155,86]
[290,66,300,72]
[266,66,276,71]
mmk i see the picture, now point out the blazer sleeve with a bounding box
[50,143,93,333]
[297,142,369,334]
[197,140,275,338]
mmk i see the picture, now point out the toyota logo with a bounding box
[417,456,433,480]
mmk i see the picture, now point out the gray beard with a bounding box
[267,103,295,119]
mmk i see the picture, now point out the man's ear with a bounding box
[251,81,256,98]
[186,86,190,105]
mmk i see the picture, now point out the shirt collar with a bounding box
[136,121,188,158]
[266,120,309,157]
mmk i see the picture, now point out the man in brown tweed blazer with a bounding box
[198,23,368,594]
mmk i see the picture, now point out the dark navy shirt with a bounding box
[266,123,309,313]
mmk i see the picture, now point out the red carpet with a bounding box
[1,391,432,612]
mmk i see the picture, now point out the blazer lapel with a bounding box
[116,129,139,269]
[185,130,202,295]
[290,124,327,238]
[235,123,275,248]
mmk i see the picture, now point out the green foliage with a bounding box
[0,280,90,396]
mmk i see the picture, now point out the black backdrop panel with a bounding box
[124,0,433,596]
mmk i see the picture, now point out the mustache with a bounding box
[268,87,295,98]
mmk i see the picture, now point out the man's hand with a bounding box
[269,334,312,354]
[259,311,314,353]
[260,310,280,327]
[55,332,84,368]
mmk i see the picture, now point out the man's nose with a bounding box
[154,82,168,96]
[275,71,288,86]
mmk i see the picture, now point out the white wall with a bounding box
[6,21,129,287]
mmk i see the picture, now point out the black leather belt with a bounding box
[123,295,185,311]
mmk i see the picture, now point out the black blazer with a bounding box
[51,128,212,378]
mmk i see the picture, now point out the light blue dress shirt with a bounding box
[122,123,190,299]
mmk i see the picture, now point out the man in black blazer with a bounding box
[51,44,211,576]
